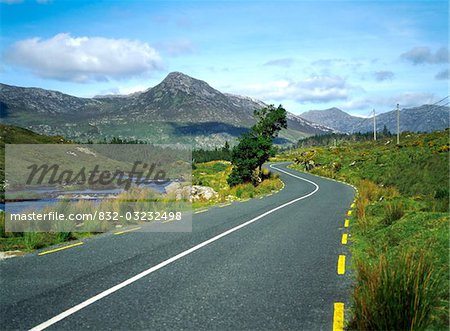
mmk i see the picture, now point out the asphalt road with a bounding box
[0,162,355,330]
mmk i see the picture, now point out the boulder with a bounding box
[165,183,218,201]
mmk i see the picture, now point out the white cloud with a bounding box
[342,92,435,111]
[373,70,394,82]
[5,33,163,82]
[435,69,449,80]
[97,85,148,96]
[263,58,294,68]
[238,75,351,103]
[400,46,449,65]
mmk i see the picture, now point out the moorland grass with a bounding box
[286,130,449,329]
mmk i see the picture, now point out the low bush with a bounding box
[23,232,44,250]
[382,200,405,225]
[349,251,443,330]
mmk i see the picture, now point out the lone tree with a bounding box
[227,104,287,186]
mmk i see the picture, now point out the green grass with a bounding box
[287,130,449,198]
[0,212,91,251]
[283,130,449,330]
[192,160,283,209]
[349,251,444,330]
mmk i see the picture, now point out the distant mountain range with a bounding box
[300,105,449,134]
[0,72,333,147]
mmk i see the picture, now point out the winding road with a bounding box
[0,163,355,330]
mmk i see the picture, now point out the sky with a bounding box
[0,0,448,116]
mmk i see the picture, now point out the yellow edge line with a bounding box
[344,219,349,228]
[241,199,250,202]
[38,242,84,256]
[337,255,346,275]
[333,302,345,331]
[350,203,355,208]
[194,209,208,214]
[347,210,352,216]
[113,227,141,235]
[259,196,264,199]
[218,203,232,208]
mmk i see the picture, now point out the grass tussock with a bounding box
[349,251,444,331]
[23,232,44,250]
[382,200,405,225]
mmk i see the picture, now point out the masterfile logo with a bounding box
[4,144,192,233]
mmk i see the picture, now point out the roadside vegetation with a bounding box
[0,160,283,252]
[283,130,449,330]
[228,104,287,186]
[193,141,232,163]
[1,122,283,253]
[192,160,282,209]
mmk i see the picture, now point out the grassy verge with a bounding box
[192,160,283,209]
[286,130,449,330]
[0,212,92,251]
[1,160,283,252]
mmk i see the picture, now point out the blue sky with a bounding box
[0,0,448,116]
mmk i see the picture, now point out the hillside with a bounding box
[300,105,449,133]
[0,72,333,147]
[0,124,70,194]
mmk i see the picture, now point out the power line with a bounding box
[431,96,449,106]
[426,96,449,114]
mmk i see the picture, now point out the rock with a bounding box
[165,183,218,202]
[191,185,218,201]
[0,251,26,260]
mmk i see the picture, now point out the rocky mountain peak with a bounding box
[154,72,217,97]
[1,72,335,146]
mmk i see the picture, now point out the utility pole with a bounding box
[396,103,400,144]
[373,109,377,141]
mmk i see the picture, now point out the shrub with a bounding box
[211,162,228,173]
[55,232,72,243]
[23,232,43,250]
[382,201,405,225]
[356,197,369,220]
[358,180,383,202]
[261,167,271,180]
[0,213,5,238]
[349,251,443,330]
[434,188,449,200]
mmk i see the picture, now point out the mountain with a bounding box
[300,107,363,133]
[0,72,332,147]
[300,105,449,134]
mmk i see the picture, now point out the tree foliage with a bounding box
[192,141,231,164]
[227,104,287,186]
[253,105,288,138]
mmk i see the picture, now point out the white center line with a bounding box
[30,163,319,331]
